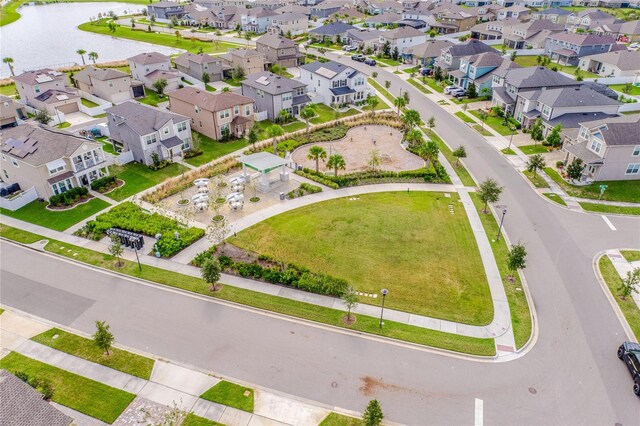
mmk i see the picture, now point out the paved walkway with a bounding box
[606,250,640,311]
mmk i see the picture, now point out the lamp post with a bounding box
[130,236,142,272]
[496,208,507,241]
[379,288,388,328]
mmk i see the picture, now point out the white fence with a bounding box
[0,186,38,211]
[619,102,640,113]
[254,110,268,121]
[78,91,112,116]
[115,150,135,165]
[583,76,638,85]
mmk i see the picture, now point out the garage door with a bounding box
[57,102,79,114]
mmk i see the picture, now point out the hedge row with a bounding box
[297,165,450,188]
[287,182,322,199]
[90,176,117,192]
[49,187,89,207]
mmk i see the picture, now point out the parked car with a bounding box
[342,45,357,51]
[364,59,376,66]
[618,341,640,397]
[351,54,366,62]
[419,67,432,76]
[449,88,466,97]
[444,85,458,94]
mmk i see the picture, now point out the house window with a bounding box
[177,121,187,132]
[282,92,292,101]
[219,109,230,119]
[109,81,113,87]
[625,163,640,175]
[145,134,158,145]
[579,126,588,139]
[181,138,191,150]
[49,164,65,175]
[2,169,8,179]
[245,105,251,115]
[220,123,230,134]
[234,105,239,115]
[295,87,305,96]
[11,159,18,168]
[163,127,169,135]
[633,145,640,156]
[541,105,551,117]
[52,178,73,195]
[589,139,602,154]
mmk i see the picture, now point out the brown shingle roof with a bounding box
[13,69,66,86]
[128,52,171,65]
[75,66,129,84]
[169,88,254,112]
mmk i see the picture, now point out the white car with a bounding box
[629,42,640,50]
[342,45,357,51]
[444,85,458,94]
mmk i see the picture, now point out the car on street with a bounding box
[444,85,458,94]
[364,59,376,66]
[617,341,640,396]
[342,45,357,51]
[351,54,366,62]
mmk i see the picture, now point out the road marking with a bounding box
[475,398,483,426]
[601,215,617,231]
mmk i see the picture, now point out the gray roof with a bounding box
[242,71,306,95]
[174,52,220,66]
[466,51,505,68]
[244,7,278,17]
[128,52,171,65]
[309,22,356,35]
[534,7,571,16]
[149,1,184,8]
[274,4,310,14]
[0,370,72,426]
[346,29,383,42]
[380,26,425,40]
[365,11,402,23]
[580,50,640,71]
[239,151,287,171]
[13,68,66,86]
[75,66,129,84]
[446,39,497,58]
[34,89,79,104]
[579,114,640,146]
[300,60,356,78]
[548,33,616,46]
[106,101,189,136]
[564,140,603,164]
[256,33,297,49]
[531,86,621,108]
[497,66,579,89]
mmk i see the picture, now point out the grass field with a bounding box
[501,148,516,155]
[0,352,135,423]
[543,192,567,206]
[407,77,430,95]
[426,128,475,187]
[0,83,17,96]
[454,111,474,123]
[469,110,514,136]
[319,413,364,426]
[368,78,395,103]
[137,89,167,107]
[107,162,189,201]
[544,167,640,203]
[579,202,640,216]
[473,124,493,137]
[230,192,493,325]
[523,170,549,188]
[200,381,254,412]
[32,328,154,379]
[609,84,640,96]
[513,56,599,78]
[599,255,640,340]
[0,199,109,231]
[309,104,359,125]
[187,133,248,167]
[519,144,548,155]
[621,251,640,263]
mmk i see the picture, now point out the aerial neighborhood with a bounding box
[1,0,640,424]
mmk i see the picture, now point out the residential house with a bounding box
[0,125,108,199]
[256,33,305,67]
[309,1,348,18]
[74,66,144,104]
[544,33,617,66]
[593,20,640,43]
[531,7,572,24]
[106,101,192,166]
[13,69,81,116]
[241,7,279,33]
[299,60,372,106]
[274,3,311,15]
[502,19,565,49]
[469,3,502,21]
[464,0,493,6]
[435,39,498,71]
[470,18,521,40]
[377,26,428,54]
[345,29,384,50]
[400,5,436,28]
[566,8,618,30]
[0,95,27,128]
[430,11,476,34]
[147,1,186,22]
[496,5,531,21]
[578,50,640,76]
[309,22,357,42]
[128,52,180,92]
[174,52,229,82]
[241,71,310,119]
[220,49,267,76]
[185,5,244,29]
[269,12,308,35]
[404,40,455,67]
[364,0,403,15]
[365,12,403,27]
[450,52,519,91]
[253,0,295,9]
[168,88,254,140]
[563,115,640,181]
[329,8,366,21]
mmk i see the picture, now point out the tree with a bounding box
[33,109,52,125]
[427,115,436,130]
[109,234,124,268]
[383,41,391,57]
[362,400,384,426]
[93,321,114,355]
[404,128,424,147]
[452,145,466,167]
[391,46,399,61]
[327,154,346,176]
[76,49,87,65]
[619,268,640,300]
[418,140,439,169]
[507,243,527,281]
[150,14,156,23]
[384,80,391,90]
[622,82,634,95]
[342,287,359,324]
[307,146,327,172]
[367,149,381,171]
[3,57,15,76]
[478,178,503,213]
[433,66,443,81]
[510,50,518,61]
[201,257,222,292]
[530,118,544,147]
[393,96,407,117]
[466,82,477,99]
[247,125,258,145]
[566,158,585,182]
[300,105,316,139]
[367,95,380,117]
[232,65,245,80]
[401,109,420,130]
[202,71,210,85]
[131,17,136,28]
[372,71,378,78]
[527,154,546,177]
[152,78,168,96]
[276,109,291,124]
[478,110,488,130]
[88,51,99,64]
[267,124,284,155]
[545,124,562,148]
[574,68,584,81]
[536,55,542,65]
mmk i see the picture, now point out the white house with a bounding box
[298,61,372,106]
[127,52,181,92]
[378,27,428,54]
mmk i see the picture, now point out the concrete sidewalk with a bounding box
[606,250,640,312]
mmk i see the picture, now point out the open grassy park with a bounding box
[230,192,493,325]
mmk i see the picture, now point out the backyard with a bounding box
[186,133,248,167]
[0,198,110,231]
[107,162,189,201]
[608,84,640,96]
[230,191,494,325]
[513,56,599,78]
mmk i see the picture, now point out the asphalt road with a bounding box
[2,53,640,424]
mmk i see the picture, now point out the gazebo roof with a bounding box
[240,152,287,173]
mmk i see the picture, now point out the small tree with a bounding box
[367,95,380,117]
[384,80,391,90]
[232,65,245,80]
[401,109,420,130]
[2,57,15,77]
[367,149,381,172]
[393,96,407,117]
[247,125,258,145]
[300,105,316,139]
[507,243,527,281]
[527,154,546,177]
[307,145,327,172]
[545,124,562,148]
[566,158,585,182]
[622,82,634,95]
[267,124,284,155]
[452,145,466,167]
[391,46,399,61]
[327,154,346,176]
[466,82,477,99]
[478,178,503,213]
[362,400,384,426]
[202,71,210,85]
[510,50,518,61]
[530,117,544,147]
[574,68,584,81]
[404,128,424,148]
[619,268,640,300]
[152,78,168,96]
[478,110,488,130]
[372,71,378,78]
[109,234,124,268]
[427,115,436,130]
[342,287,358,324]
[33,109,52,125]
[93,321,114,355]
[418,140,439,169]
[201,257,222,292]
[76,49,87,65]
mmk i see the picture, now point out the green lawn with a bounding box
[137,89,167,107]
[373,56,401,67]
[81,97,100,108]
[426,128,475,187]
[95,136,117,155]
[0,352,135,423]
[309,104,359,125]
[0,199,110,231]
[32,328,154,379]
[187,133,248,167]
[0,0,25,26]
[0,223,495,356]
[281,120,307,132]
[56,122,71,129]
[107,162,189,201]
[501,148,516,155]
[579,202,640,216]
[469,110,515,136]
[472,124,493,137]
[543,192,567,206]
[200,381,254,412]
[513,56,599,78]
[414,76,444,93]
[0,83,17,96]
[622,250,640,263]
[544,167,640,203]
[368,78,395,103]
[231,192,493,325]
[183,413,221,426]
[407,77,430,95]
[319,413,364,426]
[455,111,475,123]
[609,84,640,96]
[519,144,548,155]
[523,170,549,188]
[599,255,640,340]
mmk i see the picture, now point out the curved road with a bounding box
[2,52,640,424]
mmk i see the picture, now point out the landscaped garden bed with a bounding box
[0,198,110,231]
[287,182,322,199]
[90,175,124,194]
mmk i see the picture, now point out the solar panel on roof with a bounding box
[35,75,54,83]
[316,67,337,79]
[256,76,270,86]
[56,94,69,101]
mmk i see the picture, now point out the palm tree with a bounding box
[267,124,284,155]
[88,52,99,64]
[404,128,424,148]
[76,49,87,65]
[2,57,15,77]
[418,140,439,169]
[527,154,546,177]
[401,109,420,131]
[307,146,327,172]
[327,154,346,176]
[393,96,407,117]
[300,105,316,140]
[367,95,379,117]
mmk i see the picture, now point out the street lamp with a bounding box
[379,288,388,328]
[496,208,507,241]
[129,236,142,272]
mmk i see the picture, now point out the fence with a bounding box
[0,186,38,211]
[22,104,66,126]
[78,91,112,116]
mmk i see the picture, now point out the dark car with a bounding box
[618,341,640,396]
[364,59,376,66]
[419,67,432,76]
[351,54,365,62]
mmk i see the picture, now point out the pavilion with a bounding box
[238,152,289,192]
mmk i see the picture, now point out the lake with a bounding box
[0,2,182,77]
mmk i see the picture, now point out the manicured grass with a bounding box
[107,162,189,201]
[472,124,493,137]
[519,144,548,155]
[450,96,489,105]
[319,413,364,426]
[469,110,514,136]
[426,128,475,187]
[469,193,532,350]
[137,89,167,107]
[366,94,389,110]
[543,192,567,206]
[454,111,474,123]
[95,136,117,155]
[373,56,400,66]
[32,328,154,379]
[281,120,307,132]
[56,122,71,129]
[579,202,640,216]
[609,84,640,96]
[368,78,395,103]
[0,223,495,356]
[0,352,135,423]
[187,133,248,167]
[309,104,358,125]
[407,77,430,95]
[0,0,25,26]
[0,199,110,231]
[403,66,420,75]
[79,19,243,54]
[501,148,516,155]
[81,97,100,108]
[414,76,444,93]
[183,413,221,426]
[544,167,640,203]
[205,84,216,92]
[599,255,640,340]
[200,381,254,412]
[231,192,493,324]
[0,83,17,96]
[513,56,599,78]
[621,250,640,263]
[523,170,549,188]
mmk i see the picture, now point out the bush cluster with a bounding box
[297,166,449,188]
[90,175,117,192]
[49,187,89,207]
[149,159,172,171]
[14,371,54,400]
[182,148,203,159]
[287,183,322,199]
[79,202,204,257]
[295,170,339,189]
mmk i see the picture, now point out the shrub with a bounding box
[183,148,203,159]
[90,175,117,192]
[297,166,449,188]
[49,187,89,207]
[287,183,322,199]
[556,161,564,168]
[13,371,54,400]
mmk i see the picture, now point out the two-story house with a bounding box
[405,40,455,67]
[128,52,180,92]
[219,49,268,77]
[435,39,498,71]
[566,8,618,31]
[593,20,640,43]
[106,101,192,166]
[365,0,403,15]
[364,11,403,28]
[563,115,640,181]
[544,33,617,66]
[496,5,531,21]
[578,50,640,77]
[253,0,293,9]
[0,124,108,200]
[401,3,436,28]
[256,34,305,68]
[174,53,230,82]
[377,27,427,54]
[345,29,384,51]
[147,1,186,22]
[74,66,144,104]
[502,19,565,49]
[13,69,81,117]
[450,52,519,91]
[309,1,348,18]
[309,22,357,43]
[431,11,476,34]
[168,88,255,140]
[299,60,372,106]
[531,7,572,24]
[241,71,310,120]
[269,12,308,35]
[470,18,521,41]
[0,95,27,128]
[241,7,279,33]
